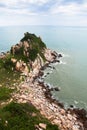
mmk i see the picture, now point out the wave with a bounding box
[59,60,67,65]
[74,100,79,104]
[57,51,70,58]
[63,54,70,57]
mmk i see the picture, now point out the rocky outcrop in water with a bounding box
[9,32,59,75]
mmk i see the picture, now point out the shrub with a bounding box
[0,87,13,101]
[0,102,60,130]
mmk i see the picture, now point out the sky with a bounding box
[0,0,87,26]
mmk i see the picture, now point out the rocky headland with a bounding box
[0,32,87,130]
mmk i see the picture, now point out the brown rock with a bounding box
[11,58,17,63]
[53,119,62,125]
[24,65,29,73]
[0,84,2,87]
[48,115,54,121]
[16,61,21,71]
[72,125,79,130]
[60,109,65,115]
[39,123,46,129]
[32,112,37,117]
[67,114,73,121]
[23,41,29,48]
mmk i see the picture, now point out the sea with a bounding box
[0,25,87,110]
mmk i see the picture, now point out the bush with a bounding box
[29,48,38,61]
[0,102,60,130]
[3,58,15,70]
[21,32,46,62]
[0,87,13,101]
[0,59,4,68]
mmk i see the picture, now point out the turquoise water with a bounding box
[0,26,87,110]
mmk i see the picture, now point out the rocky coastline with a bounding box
[0,32,87,130]
[11,49,86,130]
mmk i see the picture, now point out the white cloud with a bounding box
[50,2,87,16]
[0,7,37,16]
[0,0,18,7]
[25,0,49,5]
[0,0,87,26]
[0,0,51,16]
[0,0,50,8]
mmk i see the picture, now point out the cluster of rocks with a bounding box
[11,41,31,56]
[13,77,84,130]
[10,58,29,75]
[35,123,47,130]
[10,47,59,76]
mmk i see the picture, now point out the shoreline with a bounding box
[35,54,87,130]
[0,31,87,129]
[12,50,87,130]
[39,63,87,130]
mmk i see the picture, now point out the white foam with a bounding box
[53,62,59,66]
[74,100,79,104]
[62,53,70,57]
[49,70,53,73]
[57,51,70,58]
[59,60,67,65]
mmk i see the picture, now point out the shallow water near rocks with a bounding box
[0,25,87,110]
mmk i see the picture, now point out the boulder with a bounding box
[11,58,17,63]
[23,41,29,48]
[39,123,46,129]
[58,54,62,58]
[72,125,79,130]
[54,87,61,91]
[15,61,29,74]
[24,65,29,73]
[0,84,2,87]
[60,109,65,115]
[15,61,21,71]
[50,87,61,91]
[67,114,73,120]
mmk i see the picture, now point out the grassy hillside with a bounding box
[0,33,60,130]
[0,102,59,130]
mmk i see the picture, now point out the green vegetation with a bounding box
[11,46,29,63]
[21,32,46,49]
[0,102,59,130]
[0,87,13,101]
[0,54,15,70]
[3,58,15,70]
[0,66,20,89]
[29,48,38,61]
[14,53,29,63]
[0,62,20,103]
[0,59,4,68]
[20,32,46,61]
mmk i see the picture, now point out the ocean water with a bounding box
[0,25,87,110]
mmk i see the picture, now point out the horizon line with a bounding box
[0,25,87,28]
